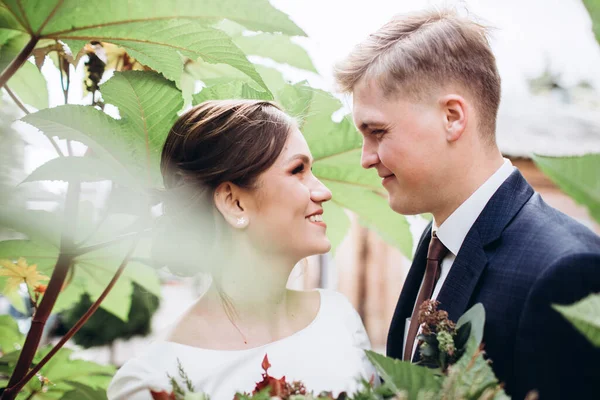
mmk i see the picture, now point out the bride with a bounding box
[108,100,378,399]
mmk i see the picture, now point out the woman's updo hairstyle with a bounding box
[152,100,296,275]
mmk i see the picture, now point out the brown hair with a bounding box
[153,100,296,275]
[334,8,501,139]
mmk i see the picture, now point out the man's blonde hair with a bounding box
[334,8,501,139]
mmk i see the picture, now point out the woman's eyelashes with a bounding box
[291,163,305,175]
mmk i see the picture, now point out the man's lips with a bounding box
[381,174,395,185]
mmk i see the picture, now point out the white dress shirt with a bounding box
[402,158,516,360]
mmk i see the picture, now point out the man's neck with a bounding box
[433,151,505,226]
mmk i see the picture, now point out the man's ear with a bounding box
[213,182,249,229]
[440,94,468,142]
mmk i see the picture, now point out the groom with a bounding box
[334,8,600,400]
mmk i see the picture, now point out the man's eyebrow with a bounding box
[286,154,313,164]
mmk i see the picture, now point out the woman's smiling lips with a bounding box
[306,210,326,228]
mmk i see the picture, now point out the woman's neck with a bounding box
[209,247,298,324]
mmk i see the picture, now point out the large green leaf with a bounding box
[1,0,305,37]
[0,30,28,72]
[553,294,600,348]
[0,315,23,354]
[20,346,115,398]
[62,20,268,92]
[0,4,26,33]
[22,71,182,188]
[21,105,138,181]
[533,154,600,224]
[192,79,273,104]
[322,201,350,255]
[7,58,48,109]
[0,0,304,90]
[100,71,183,187]
[365,350,441,399]
[60,381,108,400]
[22,156,133,186]
[0,208,61,247]
[234,33,317,73]
[325,181,412,258]
[584,0,600,44]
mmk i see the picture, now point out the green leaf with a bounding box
[0,315,23,354]
[456,303,486,352]
[26,346,115,396]
[0,31,28,73]
[365,350,441,400]
[7,59,48,109]
[0,28,22,47]
[192,79,272,104]
[553,294,600,348]
[60,382,107,400]
[21,105,137,181]
[22,156,133,186]
[100,71,183,187]
[442,345,509,400]
[23,71,182,188]
[324,181,412,258]
[532,153,600,224]
[322,201,350,255]
[9,0,305,38]
[233,33,317,72]
[72,256,134,322]
[0,4,27,32]
[1,0,303,91]
[584,0,600,44]
[63,21,268,91]
[0,208,62,247]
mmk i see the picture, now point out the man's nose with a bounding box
[361,141,379,169]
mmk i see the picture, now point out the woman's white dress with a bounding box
[107,289,378,399]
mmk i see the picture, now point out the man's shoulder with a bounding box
[502,192,600,255]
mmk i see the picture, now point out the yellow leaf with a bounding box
[0,258,50,294]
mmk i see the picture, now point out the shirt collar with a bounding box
[432,158,515,255]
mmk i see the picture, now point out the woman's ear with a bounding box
[440,94,467,142]
[213,182,249,229]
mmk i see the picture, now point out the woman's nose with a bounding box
[311,179,332,203]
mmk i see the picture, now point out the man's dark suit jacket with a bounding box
[387,169,600,399]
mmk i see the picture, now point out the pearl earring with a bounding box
[237,217,248,227]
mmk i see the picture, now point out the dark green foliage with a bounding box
[61,283,159,348]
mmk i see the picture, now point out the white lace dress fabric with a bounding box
[107,289,378,399]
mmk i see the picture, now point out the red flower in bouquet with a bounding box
[233,354,307,399]
[150,390,176,400]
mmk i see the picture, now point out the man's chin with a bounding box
[389,198,422,216]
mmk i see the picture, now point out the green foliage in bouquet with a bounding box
[553,293,600,348]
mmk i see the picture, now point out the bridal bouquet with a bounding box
[150,302,511,400]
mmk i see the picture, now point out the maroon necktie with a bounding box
[403,233,449,361]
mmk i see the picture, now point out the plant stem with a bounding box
[1,181,80,400]
[0,36,39,90]
[4,85,30,114]
[10,236,139,393]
